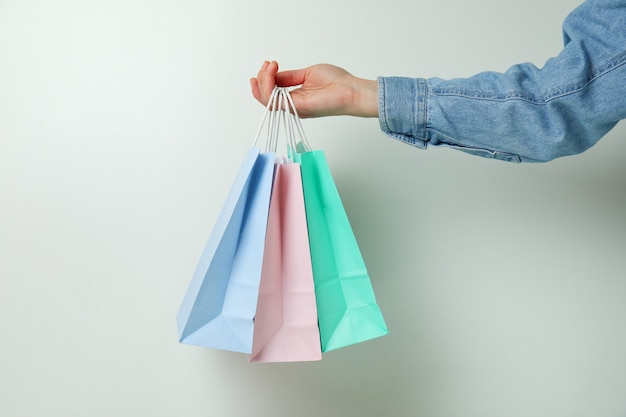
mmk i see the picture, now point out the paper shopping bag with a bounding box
[176,146,275,353]
[296,149,388,352]
[250,162,322,363]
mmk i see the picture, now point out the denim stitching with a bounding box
[431,50,626,105]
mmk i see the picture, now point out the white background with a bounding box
[2,0,626,416]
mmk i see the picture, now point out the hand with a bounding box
[250,61,378,118]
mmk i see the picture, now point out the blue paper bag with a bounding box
[176,146,275,353]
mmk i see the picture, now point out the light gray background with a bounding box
[1,0,625,416]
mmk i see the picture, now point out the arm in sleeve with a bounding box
[378,0,626,163]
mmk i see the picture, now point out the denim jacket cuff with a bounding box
[378,76,428,149]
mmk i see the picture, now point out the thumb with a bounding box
[275,68,308,87]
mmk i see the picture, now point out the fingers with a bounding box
[251,61,312,106]
[250,61,278,105]
[250,78,263,104]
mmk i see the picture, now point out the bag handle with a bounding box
[252,87,313,156]
[252,87,280,151]
[280,88,312,152]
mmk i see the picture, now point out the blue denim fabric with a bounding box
[378,0,626,162]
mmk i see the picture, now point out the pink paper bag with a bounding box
[250,162,322,363]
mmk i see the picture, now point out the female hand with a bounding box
[250,61,378,118]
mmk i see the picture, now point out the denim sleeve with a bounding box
[378,0,626,163]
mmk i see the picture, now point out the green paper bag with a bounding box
[295,149,388,352]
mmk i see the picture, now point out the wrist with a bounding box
[354,78,379,118]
